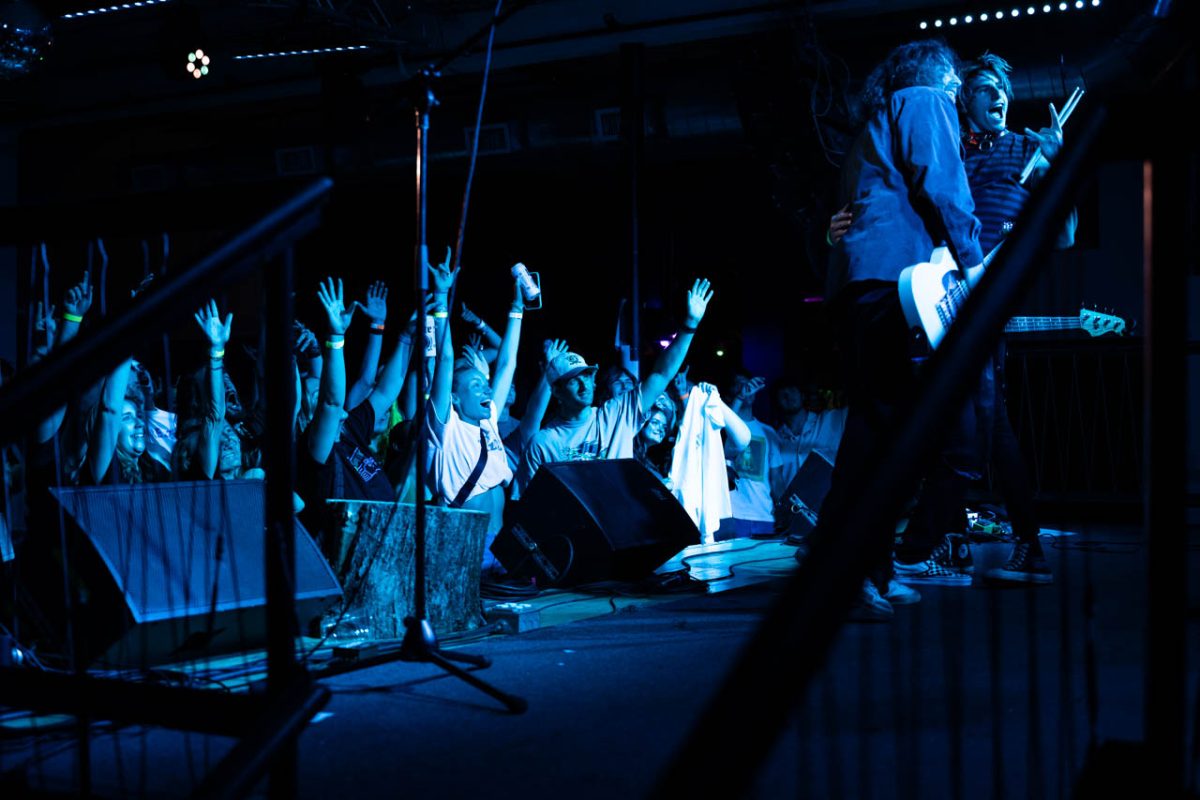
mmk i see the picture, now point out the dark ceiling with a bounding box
[4,0,1142,126]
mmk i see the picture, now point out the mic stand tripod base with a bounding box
[399,616,528,714]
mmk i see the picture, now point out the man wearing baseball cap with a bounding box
[515,278,713,496]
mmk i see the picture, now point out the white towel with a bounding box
[669,386,731,542]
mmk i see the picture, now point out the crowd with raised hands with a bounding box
[2,249,851,582]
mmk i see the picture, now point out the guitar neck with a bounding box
[1005,316,1081,333]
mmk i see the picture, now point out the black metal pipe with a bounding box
[0,178,333,448]
[0,668,269,738]
[263,249,301,799]
[192,681,331,800]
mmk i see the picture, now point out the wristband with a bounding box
[209,348,225,359]
[62,312,84,323]
[324,339,345,350]
[369,327,384,335]
[432,311,449,319]
[508,311,523,320]
[825,229,836,247]
[371,322,385,332]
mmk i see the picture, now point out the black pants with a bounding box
[980,340,1040,544]
[815,283,984,587]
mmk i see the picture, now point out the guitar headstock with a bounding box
[1078,307,1127,337]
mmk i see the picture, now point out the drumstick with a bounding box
[1020,85,1085,184]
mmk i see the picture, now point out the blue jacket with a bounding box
[827,86,983,299]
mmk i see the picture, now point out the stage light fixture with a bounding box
[949,16,957,24]
[715,349,725,358]
[964,15,974,23]
[980,12,989,20]
[232,44,371,60]
[61,0,171,20]
[920,20,928,28]
[185,48,209,79]
[934,18,943,26]
[1027,6,1036,13]
[1074,0,1084,7]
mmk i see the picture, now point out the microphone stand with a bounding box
[397,70,526,714]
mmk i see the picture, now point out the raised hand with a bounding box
[468,331,485,352]
[542,338,569,368]
[685,278,714,326]
[673,364,692,398]
[828,205,853,245]
[1024,102,1063,162]
[316,277,354,335]
[460,302,482,328]
[356,281,388,325]
[428,247,458,295]
[736,376,766,401]
[34,301,57,342]
[698,381,719,396]
[63,272,93,318]
[294,326,319,360]
[461,344,490,378]
[194,299,233,351]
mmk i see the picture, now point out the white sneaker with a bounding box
[884,579,921,605]
[848,579,894,622]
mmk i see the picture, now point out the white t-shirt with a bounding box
[729,418,779,523]
[426,401,512,505]
[516,387,645,496]
[668,386,732,541]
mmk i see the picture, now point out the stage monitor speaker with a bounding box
[491,459,699,586]
[777,454,834,539]
[23,480,341,666]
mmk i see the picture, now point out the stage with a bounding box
[4,522,1194,798]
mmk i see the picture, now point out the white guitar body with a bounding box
[897,247,985,350]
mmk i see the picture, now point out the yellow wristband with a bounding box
[62,312,84,323]
[432,311,449,319]
[209,348,225,359]
[324,340,345,350]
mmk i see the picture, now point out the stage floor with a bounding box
[4,522,1198,799]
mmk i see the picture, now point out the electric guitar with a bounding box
[899,245,1125,348]
[1005,307,1126,337]
[897,244,996,350]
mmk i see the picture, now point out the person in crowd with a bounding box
[720,373,780,539]
[303,276,416,502]
[516,278,714,496]
[424,252,526,572]
[173,300,236,480]
[771,373,848,539]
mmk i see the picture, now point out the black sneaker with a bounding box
[984,542,1053,585]
[931,533,974,574]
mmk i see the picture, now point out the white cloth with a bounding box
[772,407,847,493]
[729,418,779,523]
[517,388,645,496]
[669,386,732,542]
[426,401,512,505]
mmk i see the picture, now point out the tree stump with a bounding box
[325,501,488,637]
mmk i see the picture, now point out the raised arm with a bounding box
[488,276,525,417]
[194,300,233,480]
[460,302,503,358]
[516,338,567,449]
[614,298,639,380]
[347,280,388,410]
[697,382,751,457]
[428,248,460,423]
[365,304,421,423]
[86,357,133,484]
[639,278,713,415]
[307,278,354,464]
